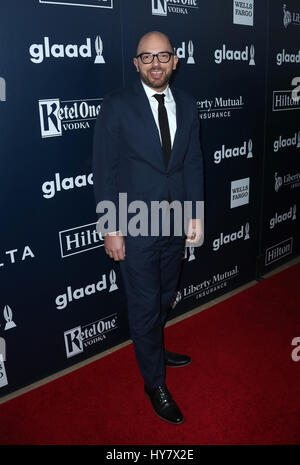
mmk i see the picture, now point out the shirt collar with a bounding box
[141,80,173,103]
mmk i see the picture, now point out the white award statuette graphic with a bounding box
[187,40,195,64]
[249,45,255,65]
[94,35,105,64]
[0,77,6,102]
[247,139,253,158]
[109,269,118,291]
[292,204,297,220]
[244,222,250,240]
[283,4,292,28]
[3,305,16,330]
[171,290,182,309]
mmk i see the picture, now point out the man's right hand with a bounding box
[104,231,126,261]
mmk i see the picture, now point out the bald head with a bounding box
[136,31,174,56]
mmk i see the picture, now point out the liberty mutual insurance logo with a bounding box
[29,35,105,64]
[283,3,300,28]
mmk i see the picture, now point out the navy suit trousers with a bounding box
[119,209,185,388]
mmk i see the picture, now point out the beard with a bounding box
[139,66,172,90]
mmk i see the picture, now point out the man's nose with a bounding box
[152,55,160,65]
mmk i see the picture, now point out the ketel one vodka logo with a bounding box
[29,35,105,64]
[38,97,102,138]
[214,44,255,65]
[214,138,253,164]
[175,41,195,64]
[212,223,250,252]
[152,0,199,17]
[64,314,118,358]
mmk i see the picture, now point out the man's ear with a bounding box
[172,54,179,70]
[133,57,139,72]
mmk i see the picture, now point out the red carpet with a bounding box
[0,262,299,445]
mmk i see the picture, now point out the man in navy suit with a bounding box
[93,31,204,424]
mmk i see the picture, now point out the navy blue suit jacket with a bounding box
[93,79,204,241]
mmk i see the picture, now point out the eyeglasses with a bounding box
[136,52,174,64]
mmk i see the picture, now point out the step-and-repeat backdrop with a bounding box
[0,0,299,396]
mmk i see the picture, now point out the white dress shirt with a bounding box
[141,80,177,147]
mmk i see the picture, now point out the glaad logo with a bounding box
[64,313,118,358]
[183,265,239,300]
[265,238,293,266]
[55,271,118,310]
[231,177,250,208]
[0,77,6,102]
[273,130,300,152]
[214,139,253,164]
[174,41,195,64]
[38,98,102,138]
[1,305,17,330]
[197,95,244,120]
[274,171,300,191]
[152,0,199,17]
[214,44,255,65]
[276,49,300,66]
[269,204,296,229]
[233,0,254,26]
[59,222,103,258]
[29,36,105,64]
[213,223,250,252]
[39,0,113,8]
[42,172,93,199]
[283,3,300,28]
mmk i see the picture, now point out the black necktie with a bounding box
[153,93,171,170]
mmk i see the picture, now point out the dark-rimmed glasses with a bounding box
[136,52,174,64]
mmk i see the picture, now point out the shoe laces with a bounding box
[157,385,171,403]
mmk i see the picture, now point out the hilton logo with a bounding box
[29,35,105,64]
[39,0,113,8]
[265,238,293,266]
[59,222,103,258]
[0,77,6,102]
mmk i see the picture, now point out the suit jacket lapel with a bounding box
[168,85,184,171]
[132,80,165,170]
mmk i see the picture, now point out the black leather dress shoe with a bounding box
[165,350,191,367]
[144,384,184,424]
